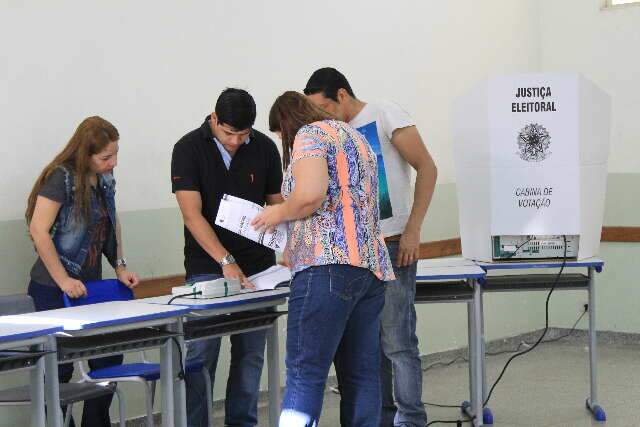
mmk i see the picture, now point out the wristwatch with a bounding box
[220,253,236,267]
[115,258,127,269]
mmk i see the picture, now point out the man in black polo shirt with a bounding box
[171,88,283,427]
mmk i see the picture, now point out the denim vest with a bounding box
[50,166,118,277]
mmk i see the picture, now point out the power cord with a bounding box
[421,300,586,409]
[426,419,472,426]
[502,237,533,260]
[422,303,587,375]
[170,336,186,380]
[167,288,282,305]
[167,290,202,305]
[423,235,571,423]
[482,235,568,407]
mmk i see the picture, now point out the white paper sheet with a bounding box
[215,194,288,252]
[248,265,292,290]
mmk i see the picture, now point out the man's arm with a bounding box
[392,125,437,266]
[175,190,228,263]
[175,190,253,287]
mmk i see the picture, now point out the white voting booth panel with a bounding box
[452,73,611,262]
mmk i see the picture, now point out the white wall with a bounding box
[1,1,546,424]
[539,0,640,174]
[2,0,541,221]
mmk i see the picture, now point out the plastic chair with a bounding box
[0,294,125,427]
[64,279,213,427]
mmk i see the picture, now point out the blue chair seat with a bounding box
[89,360,204,381]
[89,363,161,381]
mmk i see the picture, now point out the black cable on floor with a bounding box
[423,401,462,409]
[482,236,568,407]
[426,418,473,426]
[422,236,577,417]
[422,305,585,410]
[422,300,586,378]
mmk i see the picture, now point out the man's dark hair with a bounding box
[215,88,257,130]
[303,67,356,102]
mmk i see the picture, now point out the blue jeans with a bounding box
[184,274,266,427]
[27,280,123,427]
[280,264,385,427]
[379,242,427,427]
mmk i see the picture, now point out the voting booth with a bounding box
[452,73,611,262]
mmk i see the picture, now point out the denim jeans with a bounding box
[280,264,385,427]
[27,280,123,427]
[184,274,266,427]
[379,241,427,427]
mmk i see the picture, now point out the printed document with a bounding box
[215,194,287,252]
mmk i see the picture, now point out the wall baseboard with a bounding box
[601,226,640,242]
[132,275,184,299]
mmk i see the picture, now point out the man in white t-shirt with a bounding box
[305,68,437,427]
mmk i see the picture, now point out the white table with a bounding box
[2,301,190,427]
[475,257,606,423]
[416,258,487,426]
[0,322,62,427]
[140,288,289,427]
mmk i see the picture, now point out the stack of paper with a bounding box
[215,194,287,253]
[248,265,292,290]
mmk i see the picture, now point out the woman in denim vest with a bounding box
[25,116,140,427]
[254,92,395,427]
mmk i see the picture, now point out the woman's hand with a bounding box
[251,204,287,232]
[59,277,87,299]
[116,268,140,288]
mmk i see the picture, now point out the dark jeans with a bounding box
[280,264,385,427]
[184,274,266,427]
[27,280,123,427]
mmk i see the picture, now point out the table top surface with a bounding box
[417,258,486,281]
[0,322,63,343]
[0,301,190,331]
[138,288,290,310]
[415,256,604,281]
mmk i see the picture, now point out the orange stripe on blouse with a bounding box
[335,150,360,265]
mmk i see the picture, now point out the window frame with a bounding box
[603,0,640,9]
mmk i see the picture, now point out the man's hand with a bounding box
[59,277,87,299]
[397,228,421,267]
[116,268,140,289]
[222,263,255,290]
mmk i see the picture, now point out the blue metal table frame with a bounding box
[416,258,488,426]
[475,258,606,423]
[140,288,289,427]
[0,323,62,427]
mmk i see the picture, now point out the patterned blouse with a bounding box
[282,120,395,282]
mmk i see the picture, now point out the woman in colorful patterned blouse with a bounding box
[253,91,394,426]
